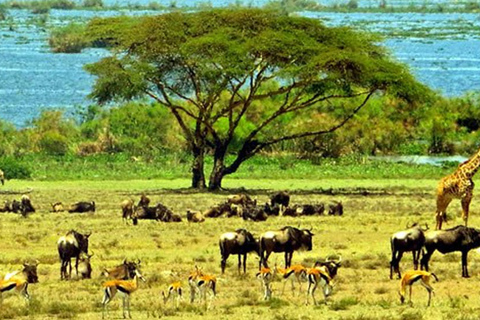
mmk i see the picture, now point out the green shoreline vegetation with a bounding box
[0,0,480,16]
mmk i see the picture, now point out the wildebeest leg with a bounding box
[221,253,229,274]
[75,256,80,278]
[262,250,272,269]
[285,251,293,268]
[420,250,433,271]
[243,254,247,274]
[395,251,404,279]
[462,251,469,278]
[412,250,420,270]
[237,254,242,275]
[461,193,472,227]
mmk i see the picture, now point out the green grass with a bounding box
[3,153,455,182]
[0,177,479,319]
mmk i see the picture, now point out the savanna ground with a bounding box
[1,178,480,320]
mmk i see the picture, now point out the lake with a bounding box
[0,6,479,127]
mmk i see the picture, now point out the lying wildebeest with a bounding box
[187,210,205,223]
[132,205,158,225]
[156,203,181,222]
[137,194,150,208]
[390,223,427,279]
[121,199,134,223]
[242,206,268,222]
[327,201,343,216]
[204,202,232,218]
[263,203,281,216]
[68,201,95,213]
[227,193,256,207]
[219,229,259,274]
[57,230,91,280]
[102,259,140,280]
[259,226,314,268]
[51,202,64,212]
[3,260,39,284]
[78,252,94,279]
[421,225,480,277]
[0,200,11,213]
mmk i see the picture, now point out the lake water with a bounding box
[0,6,479,127]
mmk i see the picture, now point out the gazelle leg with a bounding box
[409,286,413,305]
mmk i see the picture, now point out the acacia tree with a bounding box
[84,9,428,190]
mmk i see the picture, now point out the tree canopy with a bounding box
[84,8,430,190]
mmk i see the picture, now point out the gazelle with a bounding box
[162,281,183,308]
[399,270,438,306]
[256,267,275,300]
[188,266,216,308]
[275,264,308,295]
[101,269,146,319]
[305,267,332,305]
[0,277,30,304]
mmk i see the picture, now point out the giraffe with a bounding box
[435,148,480,230]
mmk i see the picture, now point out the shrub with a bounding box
[83,0,103,8]
[49,23,89,53]
[0,157,32,179]
[38,131,69,155]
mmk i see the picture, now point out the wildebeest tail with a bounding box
[219,239,225,257]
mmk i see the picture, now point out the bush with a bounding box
[49,23,89,53]
[0,157,32,179]
[82,0,103,8]
[38,131,69,155]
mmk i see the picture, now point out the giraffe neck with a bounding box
[459,149,480,178]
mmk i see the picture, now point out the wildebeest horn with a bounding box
[137,259,141,265]
[424,223,429,230]
[123,258,127,264]
[85,232,92,237]
[35,259,40,266]
[337,255,342,264]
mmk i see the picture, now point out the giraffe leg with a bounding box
[436,194,452,230]
[461,193,472,227]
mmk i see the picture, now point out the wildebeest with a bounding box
[57,230,91,280]
[137,194,150,208]
[421,225,480,277]
[132,205,158,225]
[204,202,232,218]
[121,199,134,223]
[327,201,343,216]
[0,200,11,213]
[227,193,256,207]
[68,201,95,213]
[156,203,181,222]
[242,206,268,222]
[390,223,427,279]
[219,229,259,274]
[186,210,205,223]
[259,226,314,268]
[51,202,64,212]
[270,191,290,215]
[102,259,140,280]
[3,261,39,284]
[78,252,94,279]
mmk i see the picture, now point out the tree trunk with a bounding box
[191,147,206,189]
[208,147,227,191]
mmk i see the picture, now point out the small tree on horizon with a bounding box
[84,8,429,190]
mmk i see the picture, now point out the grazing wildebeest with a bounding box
[68,201,95,213]
[78,252,94,279]
[421,225,480,277]
[259,226,314,269]
[390,223,427,279]
[219,229,259,274]
[57,230,91,280]
[102,259,140,280]
[121,199,134,223]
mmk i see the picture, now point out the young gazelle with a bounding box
[256,267,275,300]
[188,266,216,308]
[188,266,204,303]
[276,264,308,295]
[305,267,332,305]
[399,270,438,306]
[162,281,183,308]
[0,277,30,304]
[101,269,146,319]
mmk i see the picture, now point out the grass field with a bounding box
[1,178,480,320]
